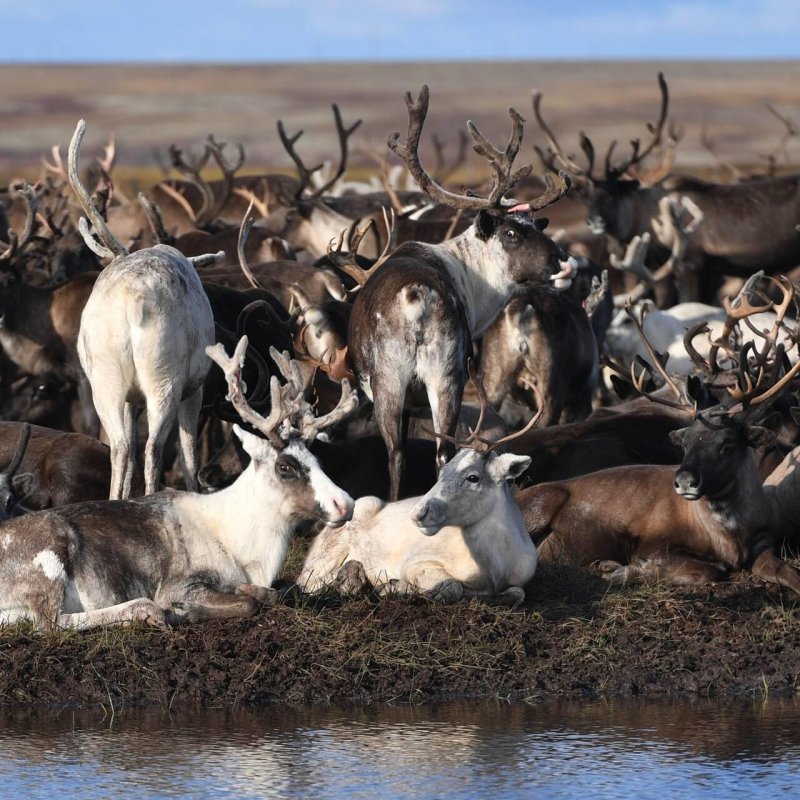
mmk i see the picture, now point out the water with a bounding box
[1,698,799,799]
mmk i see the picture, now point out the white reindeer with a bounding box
[298,381,540,603]
[0,337,358,630]
[67,119,220,498]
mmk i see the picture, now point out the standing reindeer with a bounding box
[0,338,358,629]
[68,119,220,498]
[348,86,575,500]
[534,72,800,303]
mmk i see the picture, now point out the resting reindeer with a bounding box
[517,279,800,595]
[68,119,220,498]
[0,337,358,630]
[298,376,541,603]
[348,85,575,500]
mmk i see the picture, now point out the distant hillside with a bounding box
[1,61,799,183]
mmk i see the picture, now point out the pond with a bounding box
[2,697,799,799]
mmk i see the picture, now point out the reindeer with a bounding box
[348,86,575,500]
[298,379,540,603]
[534,72,800,303]
[0,181,101,434]
[517,279,800,595]
[67,119,221,498]
[0,423,31,521]
[0,421,118,510]
[0,337,358,630]
[479,284,598,426]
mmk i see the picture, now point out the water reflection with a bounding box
[1,698,800,799]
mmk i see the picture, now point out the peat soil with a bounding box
[1,560,799,710]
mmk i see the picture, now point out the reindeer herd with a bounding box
[1,74,800,631]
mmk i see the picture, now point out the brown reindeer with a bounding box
[348,85,575,500]
[479,284,598,426]
[534,72,800,303]
[517,279,800,594]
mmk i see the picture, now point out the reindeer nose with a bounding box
[328,494,355,528]
[550,256,576,289]
[412,503,430,525]
[674,470,701,498]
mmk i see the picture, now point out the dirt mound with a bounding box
[1,562,798,709]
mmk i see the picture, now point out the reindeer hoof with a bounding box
[333,560,369,595]
[590,559,631,584]
[493,586,525,606]
[130,599,168,628]
[237,584,279,605]
[427,579,464,604]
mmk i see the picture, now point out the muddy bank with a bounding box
[1,560,799,709]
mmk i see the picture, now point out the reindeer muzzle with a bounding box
[550,256,577,290]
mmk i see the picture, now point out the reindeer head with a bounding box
[410,366,540,535]
[534,73,680,243]
[206,337,359,527]
[389,85,576,290]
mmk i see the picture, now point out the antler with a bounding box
[236,198,264,291]
[137,192,175,246]
[390,85,570,214]
[624,298,687,407]
[606,72,670,179]
[204,134,246,223]
[67,119,128,260]
[207,336,359,449]
[0,182,40,265]
[168,141,215,225]
[206,337,299,449]
[534,73,671,184]
[278,104,362,202]
[428,362,544,454]
[267,346,358,443]
[327,207,396,287]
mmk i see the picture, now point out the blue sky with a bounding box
[1,0,799,61]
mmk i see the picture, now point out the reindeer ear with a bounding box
[534,217,549,231]
[232,424,273,463]
[668,428,685,448]
[475,210,499,240]
[745,425,777,450]
[11,472,35,502]
[488,453,531,482]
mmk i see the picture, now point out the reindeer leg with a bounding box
[592,554,727,586]
[177,385,203,492]
[121,401,139,499]
[162,583,260,624]
[425,371,463,476]
[143,390,179,496]
[58,598,167,630]
[371,375,407,502]
[750,548,800,596]
[92,388,130,500]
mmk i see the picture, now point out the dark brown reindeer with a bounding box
[0,423,31,521]
[0,421,123,510]
[348,85,575,500]
[517,282,800,595]
[534,73,800,304]
[0,183,101,434]
[479,284,598,426]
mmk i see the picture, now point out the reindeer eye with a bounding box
[504,229,517,241]
[466,474,480,484]
[276,459,298,479]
